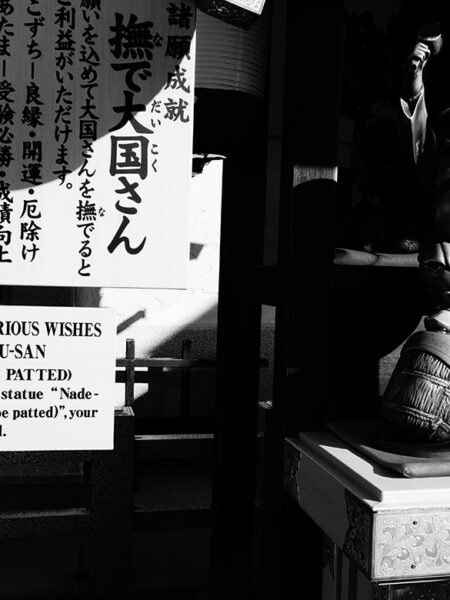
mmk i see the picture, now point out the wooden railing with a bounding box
[0,338,267,597]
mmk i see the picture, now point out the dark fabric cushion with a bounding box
[327,419,450,478]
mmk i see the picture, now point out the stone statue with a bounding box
[400,24,450,327]
[382,23,450,444]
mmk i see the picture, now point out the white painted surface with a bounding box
[298,431,450,510]
[100,158,223,341]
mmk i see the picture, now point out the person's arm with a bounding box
[400,41,431,163]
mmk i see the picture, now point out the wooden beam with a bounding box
[135,434,214,461]
[116,358,216,369]
[133,504,212,531]
[0,508,89,538]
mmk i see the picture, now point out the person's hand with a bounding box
[403,41,430,102]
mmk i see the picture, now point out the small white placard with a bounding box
[0,306,116,450]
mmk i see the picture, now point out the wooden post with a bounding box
[125,339,135,408]
[180,339,192,428]
[209,52,269,597]
[88,407,134,595]
[262,0,344,597]
[211,156,266,600]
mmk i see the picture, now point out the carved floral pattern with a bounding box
[375,512,450,579]
[343,491,372,576]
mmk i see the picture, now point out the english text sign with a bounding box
[0,306,116,450]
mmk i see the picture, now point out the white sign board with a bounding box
[0,0,195,288]
[225,0,266,15]
[0,306,116,450]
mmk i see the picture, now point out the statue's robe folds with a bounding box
[401,89,450,309]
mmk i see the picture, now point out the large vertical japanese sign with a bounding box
[0,0,195,288]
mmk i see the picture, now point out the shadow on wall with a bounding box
[90,305,274,433]
[110,301,274,431]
